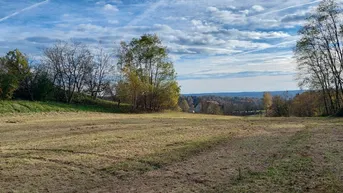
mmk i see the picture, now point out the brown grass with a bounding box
[0,112,342,192]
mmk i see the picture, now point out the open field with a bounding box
[0,112,343,192]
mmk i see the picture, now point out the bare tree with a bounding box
[295,0,343,114]
[43,41,93,103]
[86,45,114,99]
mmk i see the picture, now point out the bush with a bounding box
[14,71,55,101]
[291,92,322,117]
[0,74,19,99]
[0,49,30,100]
[269,95,290,117]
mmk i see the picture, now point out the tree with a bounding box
[14,63,55,101]
[116,34,180,111]
[43,41,93,103]
[86,45,114,99]
[115,67,145,109]
[186,96,194,111]
[179,97,190,112]
[270,95,290,117]
[295,0,343,115]
[203,101,222,115]
[223,102,235,115]
[263,92,273,116]
[291,92,322,117]
[0,49,30,99]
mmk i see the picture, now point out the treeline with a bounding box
[179,90,336,117]
[263,91,326,117]
[178,95,263,115]
[295,0,343,116]
[0,34,180,112]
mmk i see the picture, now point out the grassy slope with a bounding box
[0,100,130,114]
[0,113,240,192]
[0,113,342,192]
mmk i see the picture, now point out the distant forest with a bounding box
[183,90,303,99]
[179,90,334,117]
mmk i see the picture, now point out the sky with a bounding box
[0,0,332,94]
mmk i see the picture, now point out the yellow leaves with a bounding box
[117,34,180,110]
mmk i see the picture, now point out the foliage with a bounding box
[179,97,190,112]
[263,92,273,115]
[269,95,291,117]
[116,34,180,111]
[14,66,55,101]
[291,91,323,117]
[0,49,30,99]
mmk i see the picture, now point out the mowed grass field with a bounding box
[0,112,343,192]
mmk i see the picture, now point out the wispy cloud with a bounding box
[126,0,166,26]
[248,0,320,18]
[0,0,49,23]
[235,40,297,56]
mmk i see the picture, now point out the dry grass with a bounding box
[0,112,342,192]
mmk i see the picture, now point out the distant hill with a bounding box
[183,90,304,99]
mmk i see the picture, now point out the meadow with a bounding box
[0,111,342,192]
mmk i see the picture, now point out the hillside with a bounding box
[0,100,130,114]
[184,90,304,98]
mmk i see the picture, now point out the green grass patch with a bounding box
[0,100,131,114]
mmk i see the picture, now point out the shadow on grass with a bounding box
[101,136,230,176]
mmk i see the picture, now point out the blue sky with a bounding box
[0,0,330,93]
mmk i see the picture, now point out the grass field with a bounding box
[0,112,342,192]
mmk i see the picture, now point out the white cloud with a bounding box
[218,29,291,40]
[207,6,218,12]
[191,20,217,32]
[164,16,187,21]
[206,6,247,25]
[103,4,118,12]
[77,24,108,33]
[252,5,265,12]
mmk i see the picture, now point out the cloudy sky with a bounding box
[0,0,328,93]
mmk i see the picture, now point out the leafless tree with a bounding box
[86,45,114,99]
[43,41,93,103]
[295,0,343,114]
